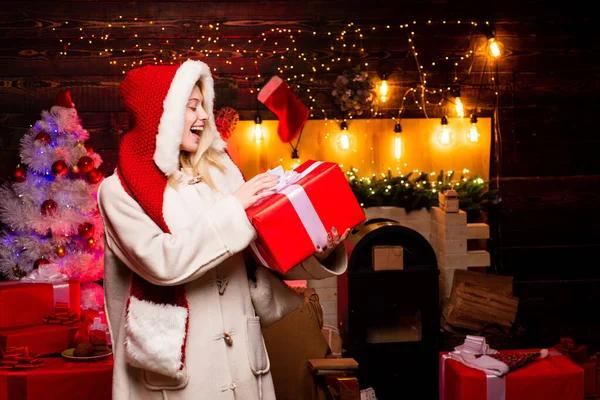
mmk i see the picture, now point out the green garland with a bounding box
[347,169,498,216]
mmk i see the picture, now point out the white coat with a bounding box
[97,154,348,400]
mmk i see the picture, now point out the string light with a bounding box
[253,113,263,144]
[468,114,480,143]
[393,122,402,160]
[438,115,453,145]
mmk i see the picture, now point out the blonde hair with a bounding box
[169,80,225,190]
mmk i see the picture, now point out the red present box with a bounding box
[0,281,80,329]
[0,324,79,357]
[440,350,584,400]
[247,160,365,273]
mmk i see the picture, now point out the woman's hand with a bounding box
[233,172,279,210]
[314,226,350,262]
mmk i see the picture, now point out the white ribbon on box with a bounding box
[250,161,329,269]
[21,264,71,308]
[439,335,506,400]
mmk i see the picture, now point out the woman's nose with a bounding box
[197,108,208,121]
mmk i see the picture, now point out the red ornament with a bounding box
[77,156,94,173]
[78,222,95,238]
[41,199,58,215]
[51,160,68,177]
[71,165,80,174]
[84,143,93,154]
[86,168,103,184]
[12,165,26,183]
[35,132,52,144]
[86,237,97,249]
[34,257,51,269]
[56,246,67,258]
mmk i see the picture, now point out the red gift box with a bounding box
[247,160,365,273]
[440,350,584,400]
[0,324,79,357]
[0,281,80,329]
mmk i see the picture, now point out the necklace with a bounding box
[187,175,203,185]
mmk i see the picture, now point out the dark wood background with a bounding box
[1,1,598,349]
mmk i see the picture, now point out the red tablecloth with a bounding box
[0,356,112,400]
[440,350,584,400]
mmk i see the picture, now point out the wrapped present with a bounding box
[0,324,79,357]
[440,336,584,400]
[247,160,365,273]
[553,337,589,364]
[0,265,80,330]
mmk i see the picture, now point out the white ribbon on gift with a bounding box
[251,161,329,268]
[440,335,506,400]
[21,264,71,308]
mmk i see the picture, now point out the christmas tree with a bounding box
[0,91,105,307]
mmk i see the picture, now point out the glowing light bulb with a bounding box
[489,38,501,58]
[380,74,389,103]
[393,123,402,159]
[254,114,263,144]
[337,121,352,150]
[437,115,452,145]
[468,114,479,143]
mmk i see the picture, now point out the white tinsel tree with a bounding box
[0,91,105,295]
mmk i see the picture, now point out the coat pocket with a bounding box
[142,368,190,391]
[245,316,270,375]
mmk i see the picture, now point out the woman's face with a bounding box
[180,85,208,153]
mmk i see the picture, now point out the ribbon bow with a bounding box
[22,264,68,284]
[266,165,302,192]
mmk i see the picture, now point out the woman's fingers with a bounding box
[331,226,340,242]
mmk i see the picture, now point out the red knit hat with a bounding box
[117,60,225,378]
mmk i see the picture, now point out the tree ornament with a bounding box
[215,107,240,140]
[78,222,95,238]
[12,165,26,182]
[13,265,26,279]
[51,160,68,177]
[86,168,103,184]
[84,143,93,154]
[41,199,58,215]
[34,257,51,269]
[71,165,80,174]
[35,132,52,144]
[86,237,97,249]
[56,246,67,258]
[77,156,94,173]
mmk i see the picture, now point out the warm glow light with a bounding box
[394,136,402,159]
[380,74,389,103]
[437,116,452,145]
[339,133,351,150]
[254,114,263,144]
[489,38,501,58]
[468,114,479,143]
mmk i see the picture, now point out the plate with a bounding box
[61,348,112,361]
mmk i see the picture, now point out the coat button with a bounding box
[223,332,233,346]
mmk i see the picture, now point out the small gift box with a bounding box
[247,160,365,273]
[440,336,584,400]
[0,265,80,329]
[0,324,79,357]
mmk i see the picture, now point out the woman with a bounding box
[97,60,349,399]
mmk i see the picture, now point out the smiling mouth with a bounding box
[190,126,204,138]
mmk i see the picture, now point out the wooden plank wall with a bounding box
[1,1,598,348]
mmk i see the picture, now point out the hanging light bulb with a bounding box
[394,122,402,160]
[337,120,351,150]
[488,38,502,58]
[437,115,453,145]
[254,113,263,144]
[468,114,479,143]
[379,73,389,103]
[452,88,464,117]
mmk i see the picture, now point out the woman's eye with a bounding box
[189,107,197,111]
